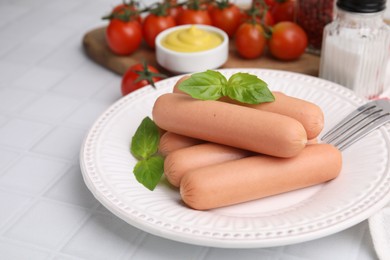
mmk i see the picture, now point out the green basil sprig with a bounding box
[131,116,163,191]
[178,70,275,104]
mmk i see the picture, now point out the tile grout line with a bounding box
[119,231,149,260]
[48,204,100,256]
[0,159,74,234]
[0,192,103,257]
[194,247,210,260]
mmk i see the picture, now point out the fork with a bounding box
[321,99,390,151]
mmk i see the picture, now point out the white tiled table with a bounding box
[0,0,388,259]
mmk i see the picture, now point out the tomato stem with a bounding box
[242,0,274,38]
[132,60,167,89]
[187,0,210,10]
[121,0,138,6]
[262,24,273,39]
[215,0,230,9]
[139,0,186,15]
[102,8,139,22]
[148,2,169,16]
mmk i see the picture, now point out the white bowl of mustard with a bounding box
[155,24,229,74]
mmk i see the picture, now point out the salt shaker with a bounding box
[319,0,390,99]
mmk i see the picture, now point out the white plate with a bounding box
[80,69,390,248]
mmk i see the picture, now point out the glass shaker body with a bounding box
[296,0,335,55]
[319,9,390,99]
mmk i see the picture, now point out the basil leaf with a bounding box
[226,72,275,104]
[131,117,160,160]
[130,117,164,190]
[133,155,164,191]
[178,70,227,100]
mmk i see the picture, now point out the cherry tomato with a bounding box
[210,3,242,38]
[268,21,308,60]
[121,63,166,96]
[271,0,296,23]
[142,14,176,49]
[105,19,142,55]
[235,22,266,59]
[177,8,212,25]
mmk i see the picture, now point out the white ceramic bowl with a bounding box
[155,24,229,74]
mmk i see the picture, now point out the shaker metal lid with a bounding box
[337,0,386,13]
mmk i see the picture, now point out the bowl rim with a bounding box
[155,24,229,57]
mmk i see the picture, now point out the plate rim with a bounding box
[80,68,390,248]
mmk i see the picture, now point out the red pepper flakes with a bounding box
[296,0,334,53]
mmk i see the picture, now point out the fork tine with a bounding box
[335,114,390,150]
[322,106,383,144]
[321,101,377,141]
[321,99,390,150]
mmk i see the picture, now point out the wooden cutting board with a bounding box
[82,26,321,77]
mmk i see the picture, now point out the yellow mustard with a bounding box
[162,25,223,52]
